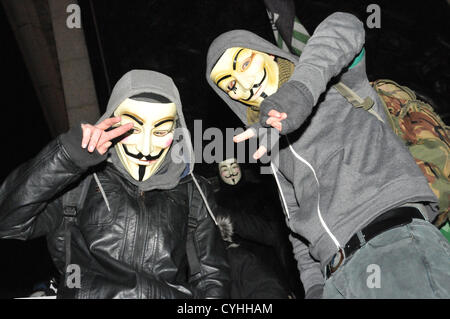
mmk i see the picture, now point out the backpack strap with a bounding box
[333,82,384,123]
[186,180,202,280]
[62,175,92,285]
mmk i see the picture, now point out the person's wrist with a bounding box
[59,123,107,169]
[259,81,314,135]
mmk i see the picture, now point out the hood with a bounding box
[97,70,194,191]
[205,30,298,126]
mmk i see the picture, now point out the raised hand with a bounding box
[233,123,279,160]
[81,116,133,155]
[264,110,287,132]
[259,81,314,135]
[233,128,267,160]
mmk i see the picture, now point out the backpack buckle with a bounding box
[63,206,77,218]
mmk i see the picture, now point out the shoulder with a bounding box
[179,173,213,190]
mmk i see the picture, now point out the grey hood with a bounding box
[205,30,298,126]
[97,70,194,191]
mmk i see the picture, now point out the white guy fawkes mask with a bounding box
[113,98,176,181]
[218,158,242,185]
[210,47,279,107]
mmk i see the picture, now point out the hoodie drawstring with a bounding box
[93,173,111,212]
[190,172,218,226]
[286,142,341,250]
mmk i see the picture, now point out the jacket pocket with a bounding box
[81,182,121,226]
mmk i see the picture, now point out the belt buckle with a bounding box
[327,248,345,276]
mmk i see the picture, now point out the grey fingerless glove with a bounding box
[259,81,314,135]
[59,124,108,169]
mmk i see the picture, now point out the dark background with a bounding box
[0,0,449,298]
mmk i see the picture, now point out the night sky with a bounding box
[0,0,449,298]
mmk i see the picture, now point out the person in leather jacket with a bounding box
[0,70,230,299]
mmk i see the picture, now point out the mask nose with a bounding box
[137,130,153,156]
[233,72,255,90]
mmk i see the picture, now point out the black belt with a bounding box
[325,206,425,279]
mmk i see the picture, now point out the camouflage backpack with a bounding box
[372,79,450,227]
[334,79,450,228]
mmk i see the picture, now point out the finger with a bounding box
[81,124,93,149]
[268,109,282,118]
[273,121,282,132]
[87,128,102,152]
[97,141,112,155]
[103,122,134,142]
[233,128,256,143]
[265,117,283,132]
[280,112,287,120]
[96,116,122,130]
[266,116,282,126]
[253,145,267,160]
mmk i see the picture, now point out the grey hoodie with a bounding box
[96,70,194,192]
[206,12,438,292]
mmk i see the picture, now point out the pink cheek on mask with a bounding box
[164,138,173,148]
[120,136,131,144]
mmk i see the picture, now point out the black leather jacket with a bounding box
[0,135,230,298]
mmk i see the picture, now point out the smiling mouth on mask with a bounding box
[223,172,240,179]
[242,68,267,102]
[122,145,164,163]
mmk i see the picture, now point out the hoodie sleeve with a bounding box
[275,171,325,293]
[260,12,365,134]
[189,177,230,298]
[0,126,106,239]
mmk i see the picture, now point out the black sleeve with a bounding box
[0,125,105,239]
[229,247,288,299]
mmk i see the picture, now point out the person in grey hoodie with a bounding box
[206,12,450,298]
[0,70,230,298]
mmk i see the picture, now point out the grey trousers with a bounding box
[323,218,450,298]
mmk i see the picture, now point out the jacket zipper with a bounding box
[132,189,147,297]
[133,189,147,272]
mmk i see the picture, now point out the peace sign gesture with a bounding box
[81,116,133,155]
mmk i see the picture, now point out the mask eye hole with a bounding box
[153,130,169,137]
[131,127,141,134]
[241,59,251,71]
[227,80,236,91]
